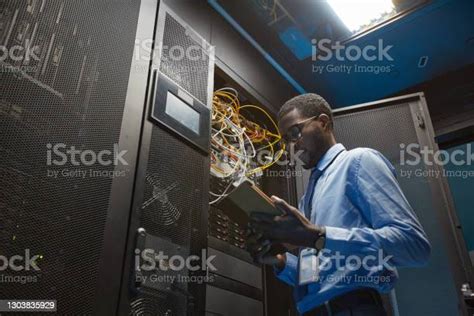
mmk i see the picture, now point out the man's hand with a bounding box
[245,225,286,268]
[249,195,324,248]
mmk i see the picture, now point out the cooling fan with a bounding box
[141,173,181,226]
[130,294,185,316]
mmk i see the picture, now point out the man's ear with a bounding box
[318,114,331,130]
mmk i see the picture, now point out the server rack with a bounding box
[116,2,215,315]
[0,0,143,314]
[204,67,296,316]
[0,1,297,315]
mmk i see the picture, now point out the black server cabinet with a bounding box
[117,2,215,315]
[0,0,214,315]
[0,0,142,314]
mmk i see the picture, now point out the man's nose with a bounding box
[293,138,304,152]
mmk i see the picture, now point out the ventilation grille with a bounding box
[159,13,210,105]
[133,127,209,315]
[130,291,187,316]
[334,103,418,161]
[140,128,208,246]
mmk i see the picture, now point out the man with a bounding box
[246,93,431,316]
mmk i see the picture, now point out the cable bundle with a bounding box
[210,88,284,204]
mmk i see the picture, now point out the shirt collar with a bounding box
[314,143,346,172]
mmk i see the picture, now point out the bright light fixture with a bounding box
[327,0,395,32]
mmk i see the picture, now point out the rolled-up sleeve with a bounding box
[325,150,431,267]
[273,252,298,286]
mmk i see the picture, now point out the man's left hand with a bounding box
[249,195,324,248]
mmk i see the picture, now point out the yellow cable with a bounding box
[211,89,285,182]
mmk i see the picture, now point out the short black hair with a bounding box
[278,93,333,129]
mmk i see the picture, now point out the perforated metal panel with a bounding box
[130,292,187,316]
[159,13,210,105]
[136,128,209,295]
[129,101,210,314]
[330,97,465,316]
[127,124,211,308]
[0,0,140,314]
[334,103,418,161]
[125,4,213,315]
[141,128,208,244]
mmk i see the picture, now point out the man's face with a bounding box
[279,108,331,169]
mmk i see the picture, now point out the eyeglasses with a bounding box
[282,115,319,144]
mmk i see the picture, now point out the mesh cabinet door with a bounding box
[118,3,214,316]
[294,94,471,316]
[0,0,143,314]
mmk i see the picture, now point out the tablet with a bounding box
[216,181,283,225]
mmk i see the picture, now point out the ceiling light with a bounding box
[327,0,395,33]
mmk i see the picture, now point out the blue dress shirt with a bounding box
[275,144,431,314]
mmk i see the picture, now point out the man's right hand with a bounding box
[245,223,286,268]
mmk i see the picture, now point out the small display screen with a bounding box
[165,91,200,135]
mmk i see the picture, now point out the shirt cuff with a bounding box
[325,225,378,255]
[324,226,353,254]
[273,252,298,286]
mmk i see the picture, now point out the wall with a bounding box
[445,141,474,264]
